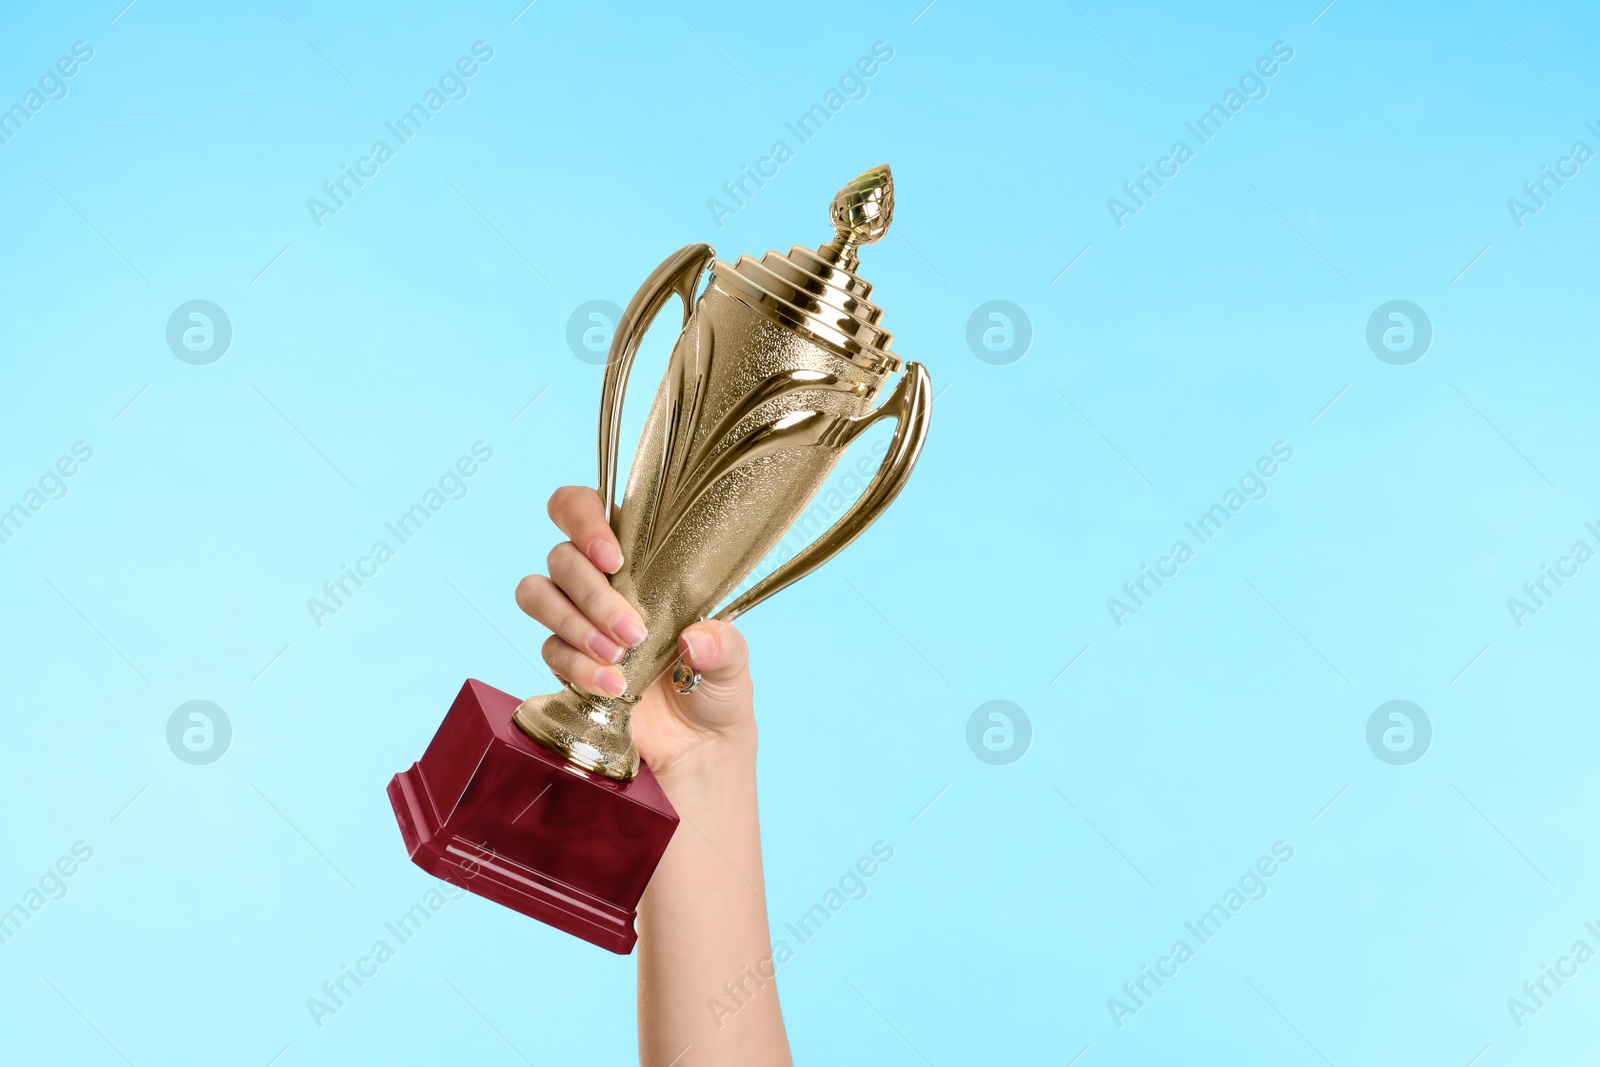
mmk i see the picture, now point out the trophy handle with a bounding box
[598,243,716,523]
[715,361,932,623]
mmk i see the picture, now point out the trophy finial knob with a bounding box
[822,164,894,271]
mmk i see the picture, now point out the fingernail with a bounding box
[611,612,647,648]
[678,631,703,664]
[586,631,625,663]
[589,539,623,574]
[596,668,627,697]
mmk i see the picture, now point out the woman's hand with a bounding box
[514,484,756,780]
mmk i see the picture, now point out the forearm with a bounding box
[637,735,790,1066]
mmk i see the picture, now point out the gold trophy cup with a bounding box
[389,165,930,952]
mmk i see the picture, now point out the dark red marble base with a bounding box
[387,679,678,954]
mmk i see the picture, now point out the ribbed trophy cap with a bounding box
[710,165,900,375]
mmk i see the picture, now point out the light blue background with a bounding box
[2,0,1597,1063]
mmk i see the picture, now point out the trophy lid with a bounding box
[709,165,901,375]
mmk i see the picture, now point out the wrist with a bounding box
[650,724,758,797]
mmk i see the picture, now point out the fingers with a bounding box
[541,636,627,698]
[677,619,749,689]
[515,573,627,664]
[517,485,647,698]
[548,485,623,574]
[546,542,647,648]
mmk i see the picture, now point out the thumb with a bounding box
[676,619,752,708]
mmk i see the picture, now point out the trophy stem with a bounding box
[514,686,642,780]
